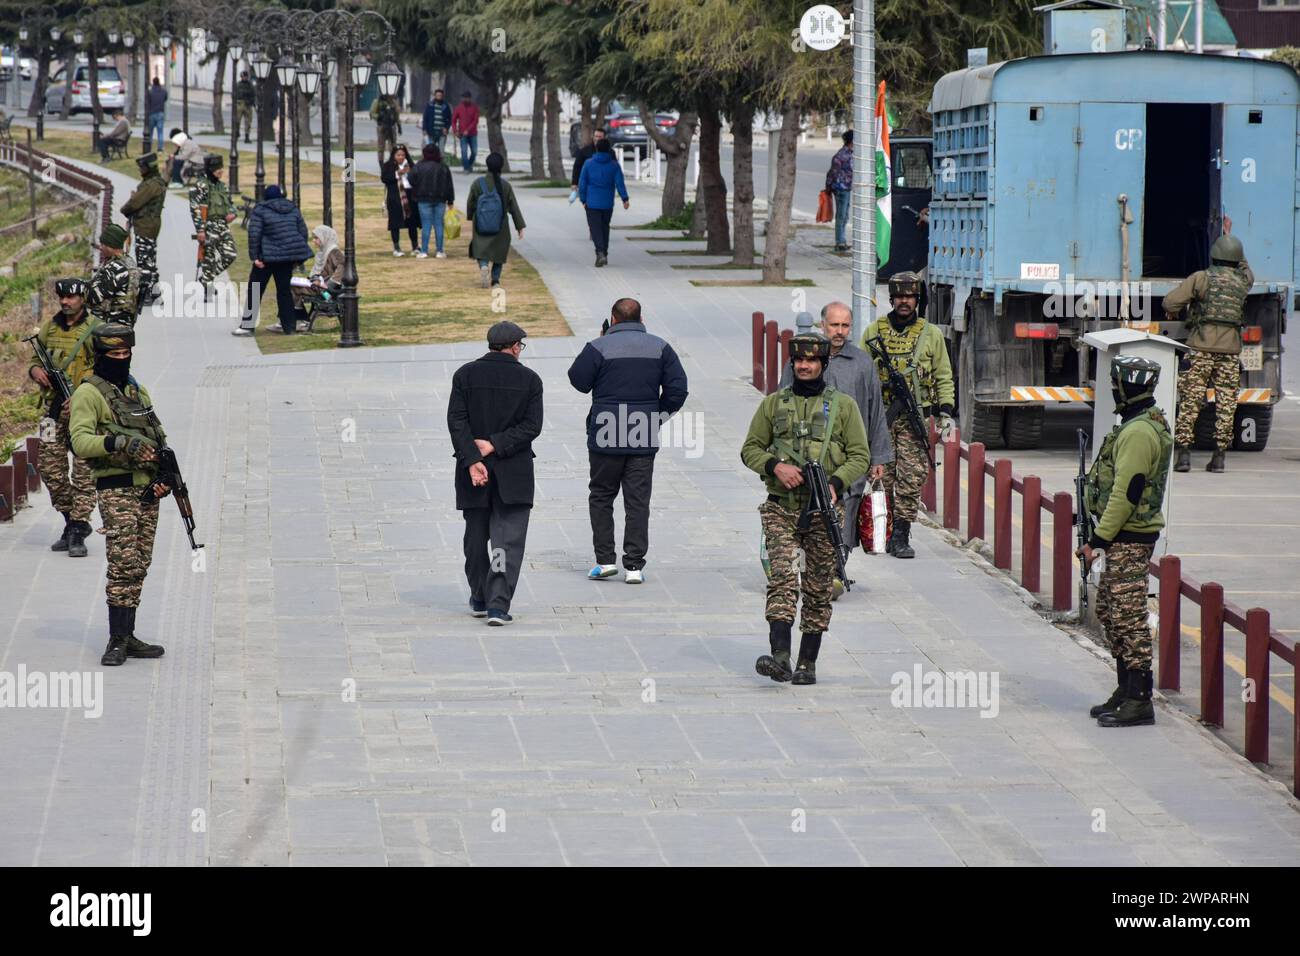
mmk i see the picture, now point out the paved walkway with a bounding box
[2,143,1299,866]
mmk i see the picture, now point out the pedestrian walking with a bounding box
[28,278,99,558]
[447,321,544,626]
[1079,356,1173,728]
[742,333,870,685]
[569,127,605,194]
[826,130,853,252]
[467,153,525,288]
[144,77,168,153]
[190,155,238,298]
[577,138,628,268]
[119,153,167,303]
[451,90,480,173]
[381,144,420,257]
[234,71,257,144]
[861,271,954,559]
[422,89,452,151]
[409,143,454,258]
[1163,234,1254,473]
[86,225,141,328]
[235,184,312,336]
[67,323,169,666]
[370,92,402,166]
[567,298,689,584]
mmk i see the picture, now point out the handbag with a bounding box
[816,188,834,224]
[857,478,891,554]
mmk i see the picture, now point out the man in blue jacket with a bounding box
[567,298,688,583]
[577,139,629,267]
[421,89,452,150]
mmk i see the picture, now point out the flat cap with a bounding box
[487,320,527,348]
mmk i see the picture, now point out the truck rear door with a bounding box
[1220,103,1293,282]
[1075,102,1146,283]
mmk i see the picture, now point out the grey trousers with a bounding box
[462,485,531,613]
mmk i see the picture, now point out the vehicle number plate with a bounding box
[1240,344,1263,371]
[631,125,644,133]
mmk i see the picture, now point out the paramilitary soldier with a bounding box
[68,323,168,667]
[861,271,955,559]
[742,333,870,685]
[86,223,141,327]
[28,278,100,556]
[234,70,257,144]
[191,154,238,295]
[1078,356,1173,728]
[1162,234,1253,474]
[120,152,167,304]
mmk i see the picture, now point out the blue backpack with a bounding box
[474,177,504,236]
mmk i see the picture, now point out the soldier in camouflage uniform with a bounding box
[191,154,238,294]
[1079,356,1173,728]
[742,333,870,685]
[28,278,100,556]
[1163,234,1253,473]
[120,152,168,304]
[86,224,141,327]
[68,323,169,667]
[861,271,955,559]
[234,71,257,143]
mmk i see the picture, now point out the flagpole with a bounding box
[851,0,875,343]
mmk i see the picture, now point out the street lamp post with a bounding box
[295,59,321,213]
[228,30,245,195]
[275,55,297,205]
[250,50,272,201]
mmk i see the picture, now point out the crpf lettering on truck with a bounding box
[1114,128,1144,150]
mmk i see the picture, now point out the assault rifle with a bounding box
[135,409,203,550]
[864,335,936,470]
[193,203,208,284]
[1075,428,1093,612]
[798,460,852,592]
[25,333,73,414]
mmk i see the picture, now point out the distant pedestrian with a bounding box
[236,185,312,336]
[381,144,420,257]
[144,77,168,152]
[451,90,480,172]
[422,88,452,151]
[467,153,525,288]
[570,127,605,193]
[567,298,688,584]
[98,110,130,162]
[166,129,205,188]
[826,130,853,252]
[409,143,455,258]
[233,71,256,144]
[577,138,628,268]
[370,92,402,166]
[447,321,544,626]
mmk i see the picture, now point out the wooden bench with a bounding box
[300,282,343,332]
[102,131,132,161]
[238,195,257,230]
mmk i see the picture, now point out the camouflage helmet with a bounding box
[888,271,922,299]
[136,152,159,172]
[92,322,136,353]
[1209,234,1244,264]
[789,332,831,365]
[54,277,88,297]
[1110,354,1161,405]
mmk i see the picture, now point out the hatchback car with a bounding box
[45,63,126,114]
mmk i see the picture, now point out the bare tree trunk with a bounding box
[688,187,706,239]
[128,49,140,123]
[595,96,611,127]
[477,72,514,172]
[579,93,593,146]
[762,104,801,284]
[88,48,103,150]
[211,46,227,135]
[731,101,755,266]
[545,86,564,180]
[59,43,72,120]
[698,108,729,253]
[528,78,545,178]
[643,107,696,219]
[29,46,51,117]
[297,89,314,148]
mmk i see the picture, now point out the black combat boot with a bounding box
[1206,449,1225,473]
[1090,657,1128,718]
[101,605,129,666]
[1097,667,1155,727]
[1173,445,1191,472]
[792,631,822,685]
[51,512,72,552]
[890,518,915,559]
[122,607,165,658]
[755,621,794,683]
[66,520,90,558]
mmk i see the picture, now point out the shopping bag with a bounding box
[816,189,834,224]
[444,205,463,241]
[857,479,891,555]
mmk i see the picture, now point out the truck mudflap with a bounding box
[1004,386,1274,403]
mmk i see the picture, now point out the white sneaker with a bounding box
[625,569,644,585]
[435,251,446,259]
[587,564,618,580]
[230,327,253,337]
[415,251,429,259]
[392,249,405,257]
[480,265,490,288]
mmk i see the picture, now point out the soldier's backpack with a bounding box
[474,177,505,236]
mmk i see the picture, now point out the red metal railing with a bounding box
[0,135,115,259]
[0,435,40,521]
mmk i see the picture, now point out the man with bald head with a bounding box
[780,301,892,579]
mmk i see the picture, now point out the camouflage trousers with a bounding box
[760,499,843,634]
[882,417,930,521]
[1175,349,1240,450]
[38,414,95,521]
[234,102,254,139]
[1096,541,1155,671]
[134,235,159,294]
[98,487,159,609]
[201,223,239,284]
[378,125,398,164]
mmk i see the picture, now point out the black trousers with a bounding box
[390,225,418,250]
[588,451,654,570]
[585,206,613,255]
[242,261,297,333]
[462,483,531,613]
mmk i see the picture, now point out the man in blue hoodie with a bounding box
[421,89,452,150]
[577,139,630,267]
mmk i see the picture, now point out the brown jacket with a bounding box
[1162,261,1254,354]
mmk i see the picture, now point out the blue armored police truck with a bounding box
[923,2,1292,450]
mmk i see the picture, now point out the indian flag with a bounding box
[875,81,894,266]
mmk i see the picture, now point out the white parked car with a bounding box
[45,62,126,115]
[1,51,35,82]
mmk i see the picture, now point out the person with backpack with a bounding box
[467,153,525,288]
[577,138,630,268]
[370,93,403,166]
[408,143,455,258]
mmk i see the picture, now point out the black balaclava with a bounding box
[94,353,131,389]
[888,303,918,333]
[790,360,827,397]
[1113,381,1155,420]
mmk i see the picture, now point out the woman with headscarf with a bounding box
[466,152,525,288]
[381,144,420,256]
[291,224,345,331]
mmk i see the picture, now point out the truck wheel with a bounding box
[1232,404,1273,451]
[1004,405,1045,449]
[957,330,1005,448]
[1192,407,1217,451]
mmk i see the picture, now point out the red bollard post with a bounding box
[1244,608,1271,765]
[764,320,778,395]
[942,433,960,531]
[25,436,40,492]
[1157,555,1181,692]
[1200,582,1224,727]
[1051,492,1072,612]
[921,417,937,513]
[10,448,27,506]
[993,458,1012,570]
[780,329,793,371]
[0,463,14,521]
[966,443,985,542]
[752,311,765,392]
[1022,476,1042,593]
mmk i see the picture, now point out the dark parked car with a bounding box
[569,110,678,157]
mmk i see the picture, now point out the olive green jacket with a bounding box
[69,379,160,485]
[741,386,870,506]
[466,176,525,265]
[28,311,99,404]
[120,172,167,240]
[861,314,956,413]
[1162,261,1254,354]
[1087,407,1170,545]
